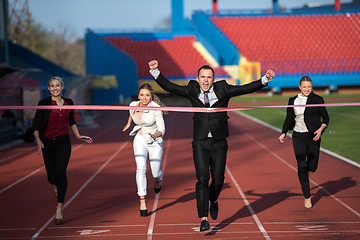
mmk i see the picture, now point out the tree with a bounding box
[7,0,85,75]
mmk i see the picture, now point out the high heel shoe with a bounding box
[55,207,63,225]
[154,180,162,194]
[55,218,63,225]
[140,209,148,217]
[304,197,312,209]
[139,197,147,217]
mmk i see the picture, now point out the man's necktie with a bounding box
[204,92,210,107]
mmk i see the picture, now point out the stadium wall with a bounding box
[85,30,138,104]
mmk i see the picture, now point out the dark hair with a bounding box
[138,83,168,114]
[197,65,214,77]
[299,76,313,85]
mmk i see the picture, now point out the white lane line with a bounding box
[31,139,130,239]
[0,167,43,194]
[267,230,360,233]
[264,221,360,224]
[226,166,271,240]
[48,224,146,229]
[27,231,261,238]
[23,230,360,239]
[234,113,360,218]
[156,222,254,226]
[309,177,360,218]
[0,151,24,163]
[319,147,360,168]
[78,229,110,235]
[29,233,148,238]
[147,126,173,240]
[0,120,123,195]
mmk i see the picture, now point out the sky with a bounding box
[25,0,352,39]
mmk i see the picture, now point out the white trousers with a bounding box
[133,134,163,196]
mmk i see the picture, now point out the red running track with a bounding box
[0,110,359,239]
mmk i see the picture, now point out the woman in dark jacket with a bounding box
[279,76,329,209]
[32,76,92,225]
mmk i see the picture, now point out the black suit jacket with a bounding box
[32,96,76,135]
[281,91,329,135]
[155,74,267,140]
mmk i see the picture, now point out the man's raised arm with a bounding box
[148,60,188,97]
[149,60,160,79]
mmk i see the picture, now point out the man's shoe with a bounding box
[210,201,218,220]
[200,220,210,231]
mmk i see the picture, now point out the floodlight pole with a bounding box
[0,0,9,64]
[212,0,218,14]
[273,0,279,14]
[335,0,341,11]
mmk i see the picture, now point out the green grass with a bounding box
[241,94,360,164]
[230,93,290,103]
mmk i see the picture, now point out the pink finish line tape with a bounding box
[0,102,359,113]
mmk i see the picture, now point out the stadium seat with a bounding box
[211,13,360,75]
[104,36,229,78]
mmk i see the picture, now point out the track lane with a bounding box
[224,111,360,239]
[0,111,131,239]
[0,110,359,239]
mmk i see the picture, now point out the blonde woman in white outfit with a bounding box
[123,83,166,217]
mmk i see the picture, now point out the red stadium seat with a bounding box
[210,13,360,74]
[104,36,229,78]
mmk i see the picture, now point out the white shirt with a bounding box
[199,86,217,107]
[293,93,309,133]
[129,100,165,143]
[199,86,217,138]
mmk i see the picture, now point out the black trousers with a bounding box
[292,131,320,199]
[41,134,71,203]
[192,138,228,218]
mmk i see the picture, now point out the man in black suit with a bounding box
[149,60,275,231]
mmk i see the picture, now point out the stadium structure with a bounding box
[0,0,360,145]
[85,0,360,104]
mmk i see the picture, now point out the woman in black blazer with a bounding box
[279,76,329,209]
[32,76,92,225]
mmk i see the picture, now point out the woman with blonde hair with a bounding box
[32,76,92,225]
[123,83,166,216]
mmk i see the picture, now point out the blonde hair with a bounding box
[138,83,168,114]
[48,76,64,87]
